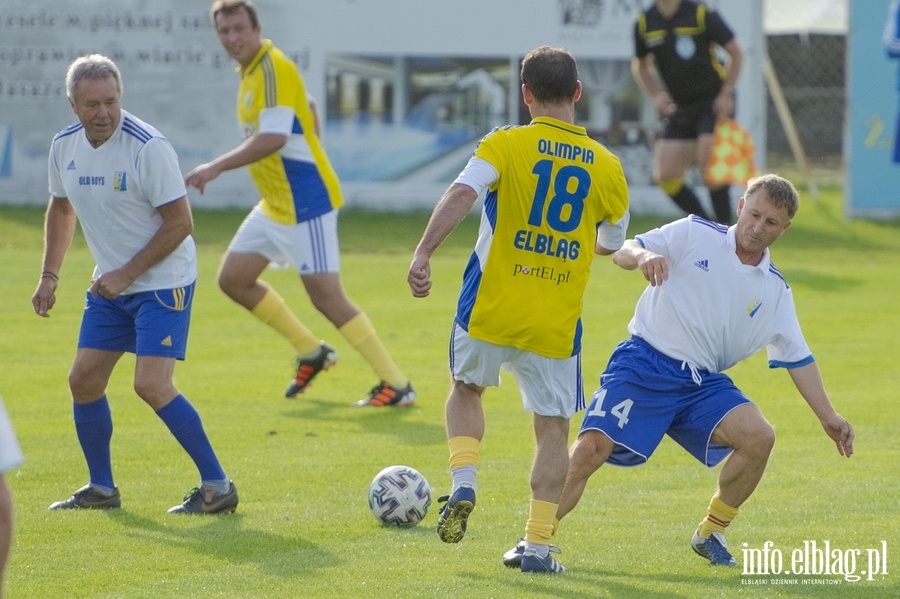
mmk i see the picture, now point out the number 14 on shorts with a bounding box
[587,388,633,429]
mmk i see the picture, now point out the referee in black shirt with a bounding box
[632,0,743,223]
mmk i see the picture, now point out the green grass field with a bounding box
[0,190,898,598]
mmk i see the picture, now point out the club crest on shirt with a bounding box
[675,35,696,60]
[114,171,127,191]
[746,297,762,318]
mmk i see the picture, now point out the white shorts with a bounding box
[450,323,584,418]
[228,206,341,274]
[0,394,23,473]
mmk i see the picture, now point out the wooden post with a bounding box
[763,52,820,202]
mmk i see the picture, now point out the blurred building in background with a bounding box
[4,0,895,216]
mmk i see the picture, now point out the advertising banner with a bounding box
[0,0,763,214]
[846,0,900,218]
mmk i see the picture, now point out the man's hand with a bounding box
[407,254,433,298]
[184,163,222,194]
[32,277,58,317]
[713,91,735,121]
[636,252,669,287]
[821,413,854,457]
[653,92,676,117]
[90,269,135,300]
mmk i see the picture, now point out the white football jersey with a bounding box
[0,394,23,473]
[629,215,812,373]
[48,110,196,293]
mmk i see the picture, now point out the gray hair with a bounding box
[66,54,123,101]
[745,174,800,218]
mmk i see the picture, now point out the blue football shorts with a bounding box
[579,336,751,467]
[77,282,195,359]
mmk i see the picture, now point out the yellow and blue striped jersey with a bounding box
[457,117,629,358]
[237,40,343,224]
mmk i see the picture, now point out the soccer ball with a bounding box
[368,465,431,528]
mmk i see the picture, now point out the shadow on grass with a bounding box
[778,225,897,254]
[373,522,438,539]
[778,268,864,292]
[457,567,691,599]
[454,565,896,598]
[106,510,340,577]
[280,397,446,447]
[778,198,900,254]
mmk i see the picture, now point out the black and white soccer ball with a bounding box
[367,465,431,528]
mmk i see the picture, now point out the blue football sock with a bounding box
[156,395,226,482]
[73,396,115,489]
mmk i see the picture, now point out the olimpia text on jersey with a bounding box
[537,138,596,164]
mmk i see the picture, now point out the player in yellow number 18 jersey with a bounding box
[408,46,629,574]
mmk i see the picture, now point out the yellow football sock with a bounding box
[552,517,560,537]
[524,499,558,546]
[338,313,407,387]
[251,288,320,355]
[448,436,480,469]
[658,177,685,196]
[698,495,739,537]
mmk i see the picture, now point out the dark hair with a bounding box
[66,54,123,100]
[211,0,260,29]
[520,46,578,104]
[745,174,800,218]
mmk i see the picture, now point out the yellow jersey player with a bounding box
[186,0,414,406]
[408,46,630,574]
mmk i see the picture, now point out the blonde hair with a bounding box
[745,174,800,218]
